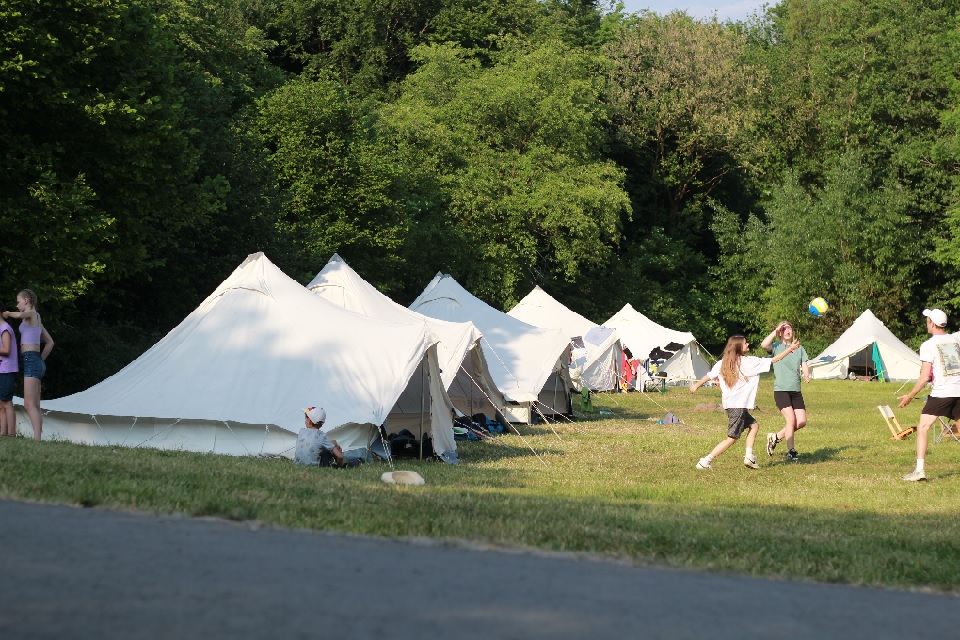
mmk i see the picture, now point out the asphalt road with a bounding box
[0,499,957,639]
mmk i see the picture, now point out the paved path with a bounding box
[0,499,957,639]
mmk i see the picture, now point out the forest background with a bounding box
[3,0,960,397]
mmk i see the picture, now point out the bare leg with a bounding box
[778,407,797,446]
[23,377,43,440]
[706,436,739,459]
[914,414,936,467]
[783,408,807,450]
[744,423,759,451]
[0,400,14,436]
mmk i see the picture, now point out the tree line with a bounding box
[2,0,958,395]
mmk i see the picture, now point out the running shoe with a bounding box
[786,449,799,462]
[903,469,926,482]
[696,457,712,470]
[743,455,759,469]
[766,432,779,456]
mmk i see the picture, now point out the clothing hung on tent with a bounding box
[602,303,710,385]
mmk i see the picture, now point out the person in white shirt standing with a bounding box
[690,334,800,470]
[897,309,960,481]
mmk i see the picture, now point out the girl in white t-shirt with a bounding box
[690,334,800,470]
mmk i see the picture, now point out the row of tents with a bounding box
[14,252,927,460]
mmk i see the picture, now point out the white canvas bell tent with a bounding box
[508,286,622,392]
[27,253,457,460]
[307,254,507,421]
[410,274,573,423]
[808,309,921,382]
[602,303,710,384]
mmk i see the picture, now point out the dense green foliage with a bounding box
[2,0,959,394]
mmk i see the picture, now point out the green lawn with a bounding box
[2,377,959,591]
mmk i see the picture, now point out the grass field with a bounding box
[2,377,959,592]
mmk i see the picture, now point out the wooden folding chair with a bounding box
[935,417,960,444]
[878,405,916,440]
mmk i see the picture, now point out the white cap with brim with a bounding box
[923,309,948,327]
[304,406,326,424]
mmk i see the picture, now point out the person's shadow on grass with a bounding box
[779,445,862,463]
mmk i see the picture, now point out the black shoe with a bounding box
[786,449,799,462]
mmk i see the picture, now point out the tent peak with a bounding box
[238,251,266,268]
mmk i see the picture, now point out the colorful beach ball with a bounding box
[809,297,829,317]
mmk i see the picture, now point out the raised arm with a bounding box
[771,338,800,364]
[2,310,35,321]
[760,322,786,353]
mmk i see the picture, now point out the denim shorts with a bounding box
[0,372,15,401]
[21,351,46,380]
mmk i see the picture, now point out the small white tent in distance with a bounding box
[602,303,710,384]
[307,254,507,421]
[26,253,457,461]
[508,286,622,392]
[410,274,572,423]
[808,309,921,382]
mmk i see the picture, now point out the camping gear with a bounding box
[809,310,920,382]
[877,405,916,440]
[603,304,710,384]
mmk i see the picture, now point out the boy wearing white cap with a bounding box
[897,309,960,481]
[295,406,345,468]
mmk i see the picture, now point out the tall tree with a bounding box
[380,42,629,307]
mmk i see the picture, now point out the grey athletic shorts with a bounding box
[725,408,757,439]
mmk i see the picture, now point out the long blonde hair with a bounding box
[720,335,748,387]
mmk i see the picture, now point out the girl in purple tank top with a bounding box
[2,289,54,440]
[0,302,18,437]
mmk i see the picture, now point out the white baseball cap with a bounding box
[923,309,948,327]
[304,406,326,425]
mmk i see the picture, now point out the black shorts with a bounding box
[921,396,960,420]
[725,408,757,439]
[774,390,806,411]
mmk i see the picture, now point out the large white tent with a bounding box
[307,254,507,420]
[508,286,621,392]
[410,274,572,423]
[602,303,710,384]
[808,309,921,382]
[22,253,457,460]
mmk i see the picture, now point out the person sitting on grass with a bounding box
[690,334,800,470]
[294,406,345,468]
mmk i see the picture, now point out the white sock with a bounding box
[745,447,754,458]
[916,459,925,472]
[704,454,714,462]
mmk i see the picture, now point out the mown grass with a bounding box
[2,377,959,591]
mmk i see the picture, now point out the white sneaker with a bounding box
[903,469,926,482]
[743,455,759,469]
[766,432,779,456]
[696,457,712,470]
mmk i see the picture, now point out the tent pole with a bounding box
[419,360,426,461]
